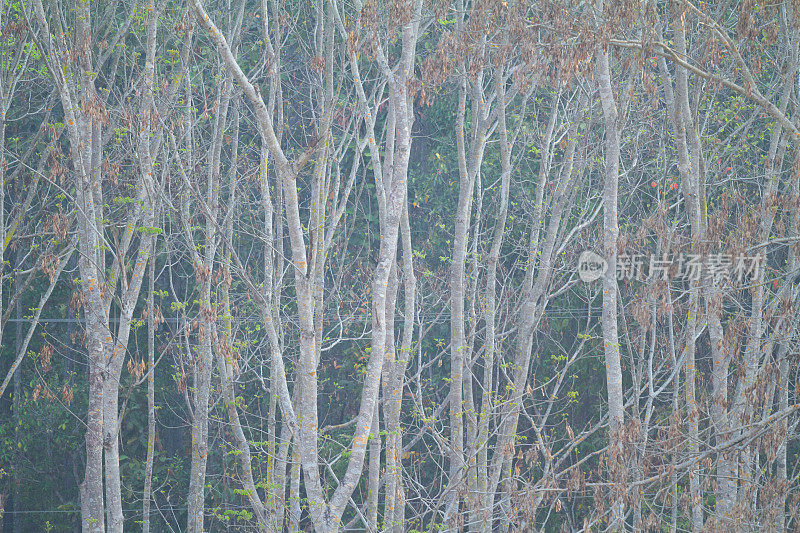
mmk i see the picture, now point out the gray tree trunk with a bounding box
[596,43,625,530]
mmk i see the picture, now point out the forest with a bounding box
[0,0,799,531]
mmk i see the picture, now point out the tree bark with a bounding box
[596,42,625,530]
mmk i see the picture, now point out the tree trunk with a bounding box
[596,42,625,530]
[143,241,156,533]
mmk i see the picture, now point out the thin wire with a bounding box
[0,506,251,514]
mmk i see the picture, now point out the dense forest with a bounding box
[0,0,799,531]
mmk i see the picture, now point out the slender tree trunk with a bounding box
[12,259,22,533]
[673,17,704,531]
[484,88,578,529]
[103,373,124,532]
[187,275,213,532]
[143,241,156,533]
[379,261,398,531]
[657,16,706,529]
[184,63,231,532]
[81,324,106,533]
[668,306,679,533]
[289,440,301,533]
[447,76,471,528]
[447,57,487,529]
[142,5,160,525]
[776,148,800,530]
[596,42,625,530]
[218,258,271,530]
[366,402,381,531]
[477,67,512,533]
[394,202,416,532]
